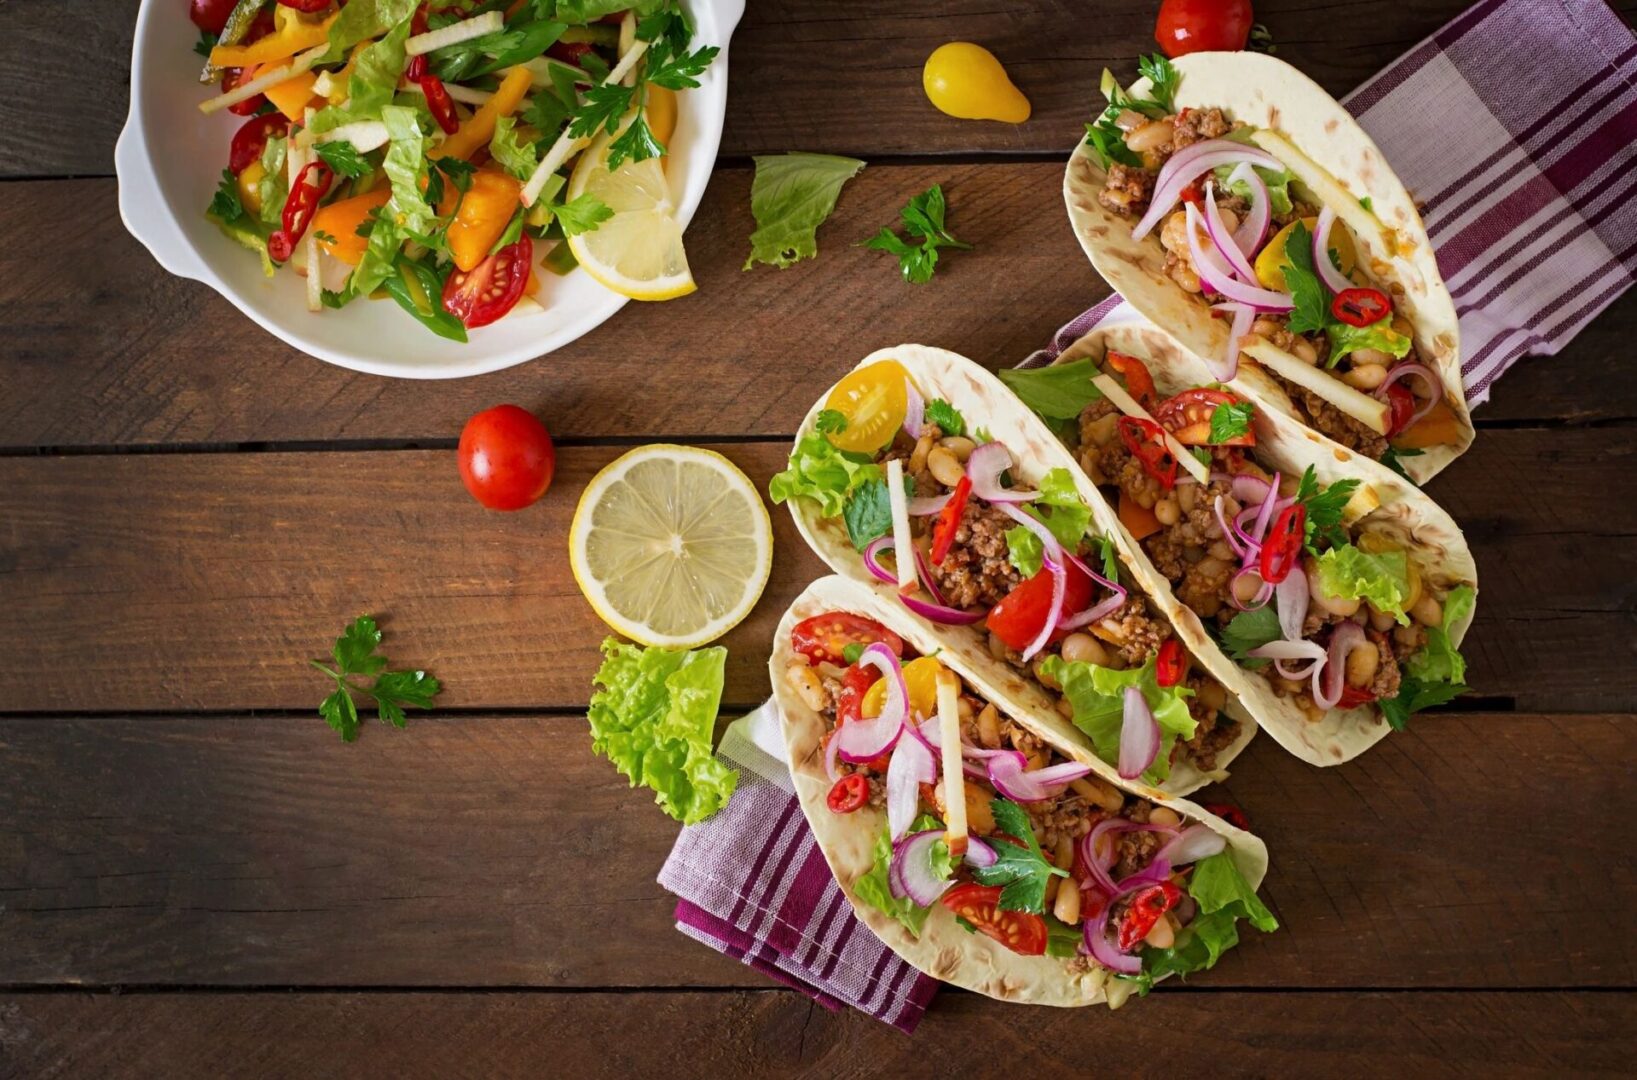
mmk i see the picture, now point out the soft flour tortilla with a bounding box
[769,573,1271,1007]
[787,343,1258,795]
[1062,51,1472,484]
[1050,321,1479,766]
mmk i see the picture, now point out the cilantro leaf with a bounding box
[843,473,912,552]
[1136,53,1180,111]
[1381,446,1424,484]
[315,140,373,179]
[863,184,972,284]
[1209,401,1255,444]
[1292,465,1359,553]
[743,153,865,270]
[568,82,635,140]
[1280,220,1411,365]
[813,409,848,435]
[1093,533,1121,581]
[1083,120,1142,170]
[319,687,360,741]
[208,168,246,224]
[608,111,666,170]
[194,30,218,58]
[997,359,1103,421]
[1082,56,1177,168]
[333,614,387,674]
[309,615,442,742]
[645,42,719,90]
[969,798,1067,913]
[1380,673,1469,732]
[1219,606,1280,666]
[553,193,614,237]
[368,669,441,728]
[923,399,965,437]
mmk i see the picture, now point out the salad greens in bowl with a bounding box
[116,0,742,378]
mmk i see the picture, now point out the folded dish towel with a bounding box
[1024,0,1637,402]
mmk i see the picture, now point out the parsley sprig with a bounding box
[1084,53,1179,169]
[309,616,442,742]
[968,798,1068,913]
[1292,465,1359,553]
[863,184,972,284]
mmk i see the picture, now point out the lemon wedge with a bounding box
[569,445,772,648]
[566,128,695,301]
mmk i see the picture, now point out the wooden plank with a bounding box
[0,712,1629,988]
[1,174,1632,452]
[1,430,1630,714]
[1,990,1631,1078]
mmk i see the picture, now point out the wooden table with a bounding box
[2,0,1634,1075]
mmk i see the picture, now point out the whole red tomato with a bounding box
[1155,0,1254,57]
[458,405,556,511]
[190,0,238,34]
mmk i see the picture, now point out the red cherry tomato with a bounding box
[1155,639,1185,687]
[825,773,871,814]
[220,67,268,117]
[790,614,903,666]
[985,560,1096,653]
[1155,0,1255,57]
[457,405,556,511]
[940,884,1048,956]
[1336,684,1377,709]
[190,0,239,34]
[1384,383,1416,437]
[443,236,533,329]
[1203,802,1250,831]
[228,113,289,176]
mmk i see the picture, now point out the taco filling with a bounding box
[1082,55,1463,466]
[780,616,1276,988]
[771,357,1243,786]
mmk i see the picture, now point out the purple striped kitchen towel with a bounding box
[658,701,938,1033]
[1025,0,1637,406]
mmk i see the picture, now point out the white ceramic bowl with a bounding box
[116,0,744,379]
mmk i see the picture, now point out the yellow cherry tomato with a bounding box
[236,161,265,217]
[862,657,947,721]
[444,168,524,273]
[311,188,391,266]
[822,359,911,454]
[1255,216,1357,292]
[922,42,1031,123]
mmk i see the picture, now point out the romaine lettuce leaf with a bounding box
[1023,467,1094,548]
[312,18,411,133]
[743,153,866,270]
[1327,315,1412,368]
[1214,163,1294,216]
[1126,849,1277,993]
[379,104,436,235]
[1315,545,1410,624]
[1037,654,1197,784]
[489,116,539,182]
[767,435,881,517]
[322,0,417,62]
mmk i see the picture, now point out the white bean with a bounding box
[1124,119,1173,153]
[1054,879,1083,925]
[927,446,965,488]
[1343,363,1389,390]
[784,663,828,713]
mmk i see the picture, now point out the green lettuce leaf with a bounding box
[853,812,948,937]
[586,638,737,825]
[1315,545,1410,624]
[255,133,289,228]
[767,435,881,517]
[1037,654,1196,784]
[349,211,403,298]
[322,0,417,63]
[996,359,1103,421]
[1127,849,1277,993]
[380,104,436,236]
[488,115,539,182]
[312,19,411,133]
[1326,315,1413,367]
[1214,163,1294,216]
[1005,525,1043,579]
[744,153,866,270]
[1022,467,1094,548]
[1406,584,1475,683]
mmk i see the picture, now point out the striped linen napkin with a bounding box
[1024,0,1637,405]
[658,701,939,1033]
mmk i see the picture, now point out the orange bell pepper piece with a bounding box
[1118,490,1163,542]
[430,66,533,162]
[446,169,523,272]
[1390,397,1464,449]
[210,9,337,68]
[255,63,321,122]
[311,189,392,266]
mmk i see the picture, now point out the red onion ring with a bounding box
[1185,203,1294,312]
[902,380,925,441]
[1210,300,1253,381]
[1203,181,1258,283]
[1317,621,1368,710]
[1215,495,1246,559]
[1248,637,1327,680]
[885,727,936,839]
[965,442,1037,504]
[996,504,1067,660]
[1059,550,1127,630]
[963,836,999,869]
[1224,161,1269,255]
[1311,206,1353,296]
[907,492,952,516]
[1276,565,1309,642]
[1079,819,1180,900]
[1374,361,1442,429]
[865,536,983,625]
[835,643,907,763]
[900,593,985,626]
[1130,139,1286,242]
[1228,565,1272,612]
[823,726,843,781]
[888,828,953,905]
[1157,823,1226,866]
[1117,685,1160,780]
[1084,899,1142,974]
[861,535,898,586]
[985,750,1093,803]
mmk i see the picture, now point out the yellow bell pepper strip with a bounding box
[209,8,338,68]
[430,66,533,162]
[255,63,322,122]
[445,169,524,272]
[311,188,392,266]
[1390,397,1465,449]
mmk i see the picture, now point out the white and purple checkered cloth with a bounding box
[660,0,1637,1032]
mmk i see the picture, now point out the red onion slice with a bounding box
[1317,621,1368,710]
[1117,685,1160,780]
[1058,550,1127,630]
[1276,565,1309,642]
[1210,300,1253,381]
[823,726,843,781]
[885,728,936,839]
[995,504,1068,660]
[861,535,898,586]
[907,492,952,516]
[965,442,1037,503]
[1157,823,1227,867]
[1375,361,1442,429]
[913,545,948,606]
[963,836,998,869]
[1248,637,1327,680]
[1248,470,1282,547]
[1215,495,1246,559]
[1084,900,1142,975]
[1230,473,1274,508]
[888,829,954,906]
[1225,161,1269,255]
[985,751,1093,803]
[902,379,925,441]
[1079,819,1181,899]
[835,643,907,763]
[1311,207,1354,296]
[1203,182,1258,283]
[867,537,983,624]
[1185,203,1294,312]
[1131,139,1286,242]
[1228,565,1273,612]
[900,593,986,626]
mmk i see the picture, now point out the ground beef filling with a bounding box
[1097,107,1242,220]
[1271,372,1391,460]
[926,502,1022,611]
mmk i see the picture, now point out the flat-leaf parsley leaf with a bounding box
[309,615,442,741]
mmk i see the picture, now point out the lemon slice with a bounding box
[570,445,772,648]
[566,129,695,301]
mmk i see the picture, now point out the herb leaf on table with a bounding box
[310,615,442,741]
[863,184,972,284]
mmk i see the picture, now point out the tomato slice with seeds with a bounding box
[228,113,289,176]
[822,359,910,455]
[443,235,533,329]
[1154,388,1255,447]
[986,561,1096,653]
[791,614,903,666]
[826,773,870,814]
[940,884,1047,956]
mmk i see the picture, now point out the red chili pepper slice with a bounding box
[1105,350,1157,407]
[1117,416,1178,491]
[266,160,334,263]
[1155,638,1185,688]
[228,113,289,176]
[825,773,870,814]
[548,41,598,66]
[1384,382,1416,437]
[1331,287,1391,327]
[405,54,460,135]
[1203,802,1250,831]
[929,475,972,566]
[1258,504,1306,585]
[1336,684,1378,709]
[1179,180,1204,206]
[1117,880,1184,951]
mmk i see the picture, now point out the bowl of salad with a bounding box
[116,0,742,378]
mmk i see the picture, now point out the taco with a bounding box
[1001,320,1478,765]
[1064,52,1472,484]
[769,344,1257,795]
[772,573,1278,1007]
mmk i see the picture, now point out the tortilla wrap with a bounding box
[1050,321,1479,766]
[770,573,1271,1007]
[1063,51,1472,483]
[787,344,1258,795]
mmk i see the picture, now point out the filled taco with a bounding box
[1001,320,1478,765]
[772,573,1278,1007]
[1064,52,1472,484]
[769,345,1257,794]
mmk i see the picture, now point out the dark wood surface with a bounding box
[1,0,1635,1075]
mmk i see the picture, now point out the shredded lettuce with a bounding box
[312,19,411,133]
[350,211,403,298]
[322,0,417,62]
[1406,584,1474,683]
[767,435,882,517]
[853,813,949,937]
[1214,163,1294,216]
[1127,850,1278,992]
[1315,545,1411,625]
[380,104,436,235]
[488,116,539,182]
[586,638,738,825]
[1022,468,1094,549]
[743,153,866,270]
[255,134,289,228]
[1037,654,1197,784]
[1005,526,1044,578]
[1326,316,1413,368]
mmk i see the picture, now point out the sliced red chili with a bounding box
[1336,685,1377,709]
[1331,287,1391,327]
[548,41,598,66]
[1384,383,1416,437]
[1203,802,1250,831]
[826,773,870,814]
[266,160,334,263]
[1155,639,1185,688]
[930,475,972,566]
[1105,350,1157,407]
[405,54,460,135]
[1117,416,1178,491]
[1258,504,1306,585]
[1117,880,1184,951]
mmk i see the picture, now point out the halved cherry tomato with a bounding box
[862,656,945,721]
[1337,685,1377,710]
[826,773,870,814]
[1259,504,1305,585]
[457,404,556,511]
[1179,180,1205,206]
[1384,383,1416,438]
[1155,0,1254,57]
[940,884,1048,956]
[1118,880,1184,950]
[1331,287,1391,327]
[836,664,892,773]
[1118,416,1178,491]
[190,0,239,35]
[986,561,1096,653]
[1155,639,1185,688]
[791,614,903,666]
[443,235,533,329]
[220,66,267,117]
[228,113,288,176]
[1105,351,1157,407]
[548,40,598,65]
[821,359,910,455]
[930,476,972,566]
[1203,802,1250,831]
[1155,388,1255,447]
